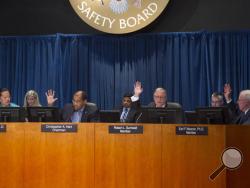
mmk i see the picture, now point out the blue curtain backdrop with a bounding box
[0,31,249,110]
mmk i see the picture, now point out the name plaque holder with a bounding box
[41,124,78,133]
[109,125,143,134]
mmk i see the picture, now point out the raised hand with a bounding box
[224,83,232,102]
[134,81,143,97]
[45,89,58,106]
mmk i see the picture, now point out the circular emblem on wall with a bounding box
[69,0,170,34]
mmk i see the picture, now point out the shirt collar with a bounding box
[245,108,250,115]
[75,107,84,113]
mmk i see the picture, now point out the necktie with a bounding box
[120,108,128,123]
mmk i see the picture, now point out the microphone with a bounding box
[135,112,143,123]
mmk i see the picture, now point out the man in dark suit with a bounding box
[214,83,243,123]
[120,93,139,123]
[234,90,250,125]
[147,88,181,108]
[131,82,182,123]
[61,90,99,122]
[211,92,224,107]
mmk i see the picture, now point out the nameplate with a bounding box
[176,126,208,136]
[41,124,77,133]
[109,125,143,134]
[0,124,6,132]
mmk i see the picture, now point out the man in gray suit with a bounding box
[61,90,99,122]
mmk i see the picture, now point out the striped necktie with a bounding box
[120,108,129,123]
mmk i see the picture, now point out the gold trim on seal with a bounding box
[69,0,170,34]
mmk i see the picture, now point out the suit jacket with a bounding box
[225,101,250,124]
[117,100,140,123]
[119,107,139,123]
[61,102,99,122]
[226,100,239,123]
[234,110,250,125]
[243,116,250,125]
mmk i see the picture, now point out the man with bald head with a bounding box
[234,90,250,125]
[61,90,99,122]
[0,88,19,107]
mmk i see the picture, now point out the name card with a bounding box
[0,124,6,132]
[109,125,143,134]
[41,124,77,133]
[176,126,208,136]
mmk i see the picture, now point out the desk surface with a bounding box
[0,123,249,188]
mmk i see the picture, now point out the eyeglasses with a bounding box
[154,95,166,99]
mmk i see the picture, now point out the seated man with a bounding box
[61,90,99,122]
[120,93,139,123]
[234,90,250,125]
[211,84,239,121]
[0,88,19,107]
[192,84,236,124]
[211,83,235,107]
[131,81,181,108]
[211,92,224,107]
